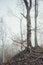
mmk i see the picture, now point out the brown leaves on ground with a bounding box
[1,47,43,65]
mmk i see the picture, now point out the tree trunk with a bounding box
[35,0,38,47]
[24,0,32,50]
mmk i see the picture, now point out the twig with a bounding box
[21,13,27,18]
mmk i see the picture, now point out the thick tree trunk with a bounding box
[27,11,31,48]
[24,0,32,50]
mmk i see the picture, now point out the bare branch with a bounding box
[30,55,43,63]
[21,13,27,18]
[24,0,32,11]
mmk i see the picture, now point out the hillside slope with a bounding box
[1,47,43,65]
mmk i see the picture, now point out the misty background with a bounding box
[0,0,43,63]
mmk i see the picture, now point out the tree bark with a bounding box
[24,0,32,50]
[35,0,38,47]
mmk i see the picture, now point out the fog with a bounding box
[0,0,43,63]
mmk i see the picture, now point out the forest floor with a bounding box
[1,46,43,65]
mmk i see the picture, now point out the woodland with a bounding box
[0,0,43,65]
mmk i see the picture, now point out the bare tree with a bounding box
[6,0,32,48]
[0,18,6,63]
[7,2,26,50]
[23,0,32,51]
[35,0,38,47]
